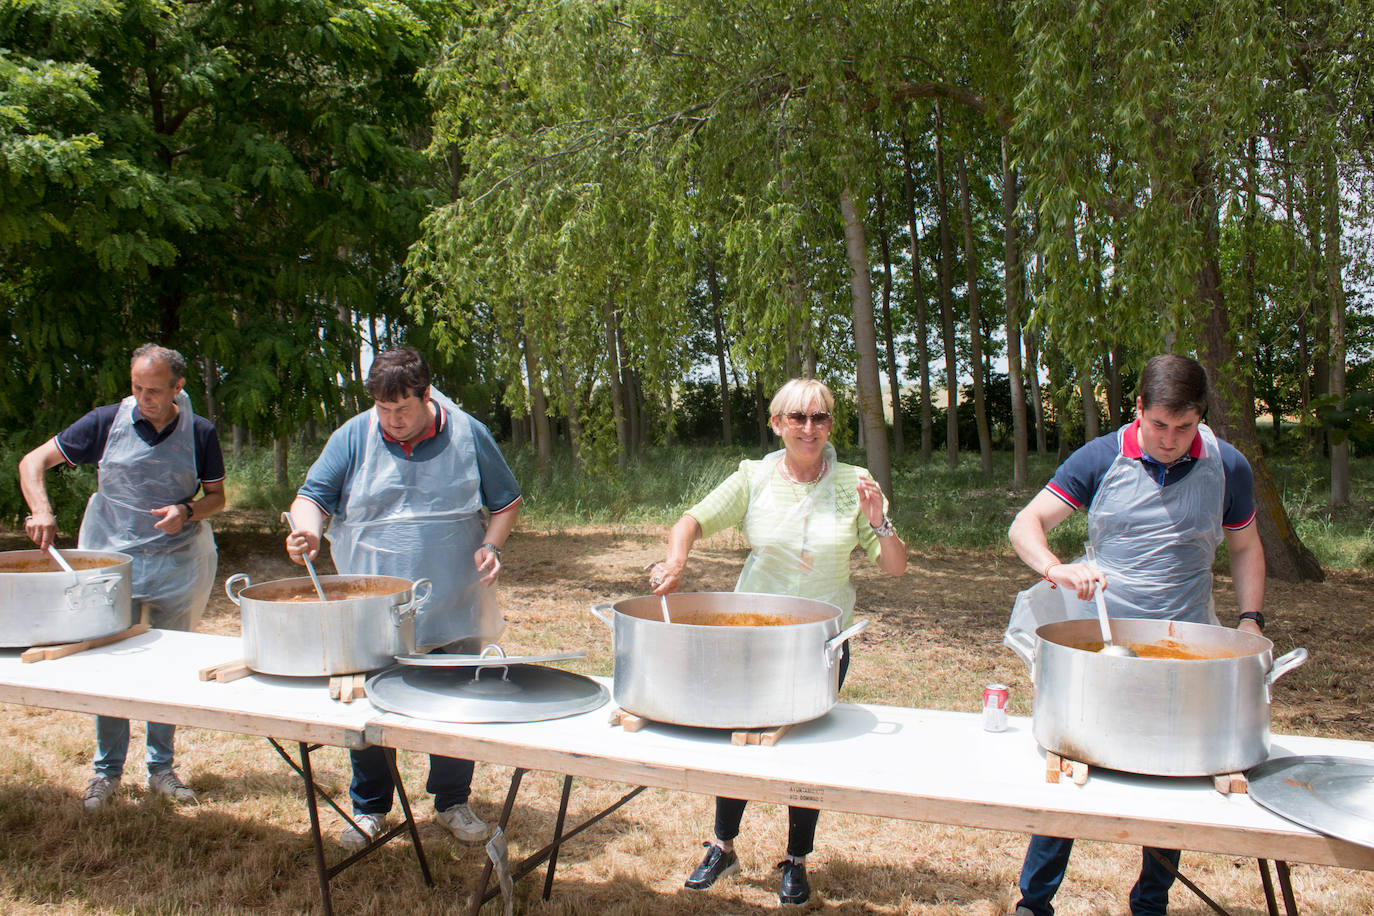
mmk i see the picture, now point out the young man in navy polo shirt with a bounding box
[1004,353,1266,916]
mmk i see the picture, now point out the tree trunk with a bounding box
[706,259,734,446]
[934,107,960,468]
[602,293,628,472]
[1003,137,1028,489]
[840,187,894,498]
[1104,345,1123,429]
[232,424,245,458]
[201,356,218,428]
[873,174,905,460]
[957,155,992,475]
[1305,166,1329,456]
[1190,160,1323,583]
[753,375,769,448]
[273,434,289,489]
[900,128,933,461]
[522,324,553,487]
[1323,151,1349,507]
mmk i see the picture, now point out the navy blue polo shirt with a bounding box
[55,403,226,483]
[1045,420,1256,530]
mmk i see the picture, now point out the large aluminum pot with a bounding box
[591,592,868,729]
[226,573,431,676]
[1006,618,1308,776]
[0,549,133,647]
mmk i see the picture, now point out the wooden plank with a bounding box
[1071,760,1089,786]
[1213,773,1232,795]
[21,623,151,664]
[329,677,343,700]
[1046,752,1062,784]
[759,724,792,747]
[214,662,252,684]
[608,709,647,733]
[1230,772,1248,794]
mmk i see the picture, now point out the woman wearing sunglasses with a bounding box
[648,377,907,906]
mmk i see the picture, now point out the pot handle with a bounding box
[1267,647,1309,686]
[63,573,123,610]
[590,603,616,627]
[824,619,870,667]
[398,578,433,617]
[225,573,251,607]
[1004,630,1036,671]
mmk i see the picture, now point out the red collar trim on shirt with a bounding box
[380,404,444,457]
[1120,419,1205,461]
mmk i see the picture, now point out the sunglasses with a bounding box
[782,411,833,428]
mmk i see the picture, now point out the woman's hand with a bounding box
[648,558,685,595]
[856,474,887,527]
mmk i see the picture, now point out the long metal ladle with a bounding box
[47,544,76,574]
[1084,542,1136,658]
[281,511,328,602]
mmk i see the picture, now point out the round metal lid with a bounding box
[366,663,609,723]
[1248,755,1374,848]
[393,648,586,668]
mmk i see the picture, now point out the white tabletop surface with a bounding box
[0,628,374,748]
[2,630,1372,870]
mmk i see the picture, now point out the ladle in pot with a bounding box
[281,511,328,602]
[1084,542,1136,658]
[46,545,76,574]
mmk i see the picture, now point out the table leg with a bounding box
[384,749,434,887]
[469,767,527,916]
[1258,859,1280,916]
[296,741,334,916]
[1145,847,1231,916]
[1276,861,1300,915]
[542,775,574,901]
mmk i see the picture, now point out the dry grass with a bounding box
[2,510,1373,914]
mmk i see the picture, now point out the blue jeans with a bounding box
[94,716,176,779]
[1017,835,1181,916]
[349,746,474,815]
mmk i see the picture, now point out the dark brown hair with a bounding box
[1138,354,1208,416]
[365,347,430,402]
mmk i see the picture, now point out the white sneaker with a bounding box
[83,775,120,812]
[340,813,386,852]
[146,769,199,805]
[436,802,489,844]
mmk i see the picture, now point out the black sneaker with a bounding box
[777,859,810,906]
[684,841,739,889]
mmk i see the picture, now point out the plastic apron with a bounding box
[1004,423,1224,661]
[325,387,501,651]
[737,444,859,624]
[78,392,217,631]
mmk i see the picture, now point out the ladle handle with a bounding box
[282,511,328,602]
[47,545,76,574]
[1084,542,1115,644]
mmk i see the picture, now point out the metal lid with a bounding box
[393,644,586,669]
[365,663,609,723]
[1248,755,1374,848]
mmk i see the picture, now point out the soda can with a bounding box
[982,683,1010,732]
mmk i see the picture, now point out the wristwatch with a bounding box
[181,500,194,521]
[1239,611,1265,631]
[869,516,896,538]
[482,542,502,557]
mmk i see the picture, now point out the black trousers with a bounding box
[712,640,851,857]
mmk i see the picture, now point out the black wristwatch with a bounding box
[482,542,502,557]
[181,500,194,521]
[1239,611,1265,631]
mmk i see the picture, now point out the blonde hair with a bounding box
[769,378,835,418]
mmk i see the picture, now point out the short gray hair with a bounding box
[769,378,835,418]
[131,343,187,381]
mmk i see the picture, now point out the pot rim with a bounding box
[0,549,133,576]
[1034,617,1274,660]
[236,573,416,603]
[610,590,843,627]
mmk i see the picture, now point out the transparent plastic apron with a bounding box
[325,388,501,651]
[78,392,216,631]
[1005,424,1224,658]
[737,444,858,623]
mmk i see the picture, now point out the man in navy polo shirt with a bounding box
[1002,353,1266,916]
[285,346,521,851]
[19,344,224,811]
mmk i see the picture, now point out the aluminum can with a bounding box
[982,683,1010,732]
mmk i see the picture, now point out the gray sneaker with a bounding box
[340,813,386,852]
[83,775,120,812]
[436,802,489,844]
[147,769,199,805]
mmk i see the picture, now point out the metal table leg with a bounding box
[1146,847,1231,915]
[269,739,433,915]
[1276,860,1300,915]
[542,775,574,901]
